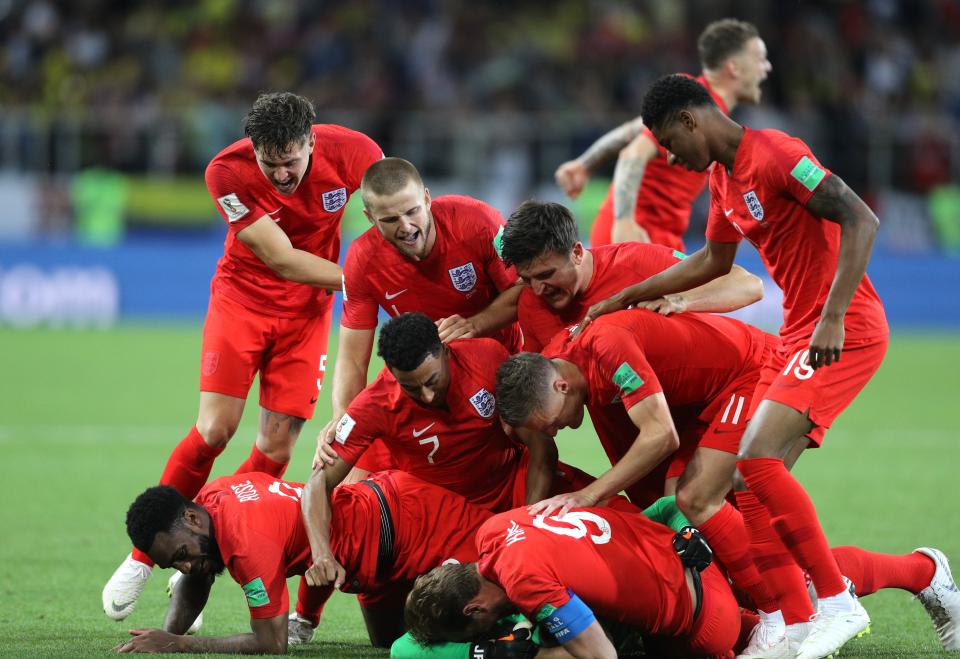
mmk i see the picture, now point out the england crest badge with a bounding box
[448,262,478,293]
[322,187,348,212]
[469,388,496,418]
[742,191,765,223]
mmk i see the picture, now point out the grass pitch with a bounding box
[1,327,958,657]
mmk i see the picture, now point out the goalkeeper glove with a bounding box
[470,627,538,658]
[672,525,713,572]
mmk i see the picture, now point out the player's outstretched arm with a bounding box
[314,326,375,468]
[439,283,523,342]
[237,216,342,290]
[301,461,352,589]
[610,134,658,244]
[573,240,738,336]
[636,263,763,316]
[114,614,287,654]
[804,174,880,369]
[163,572,212,635]
[555,117,646,199]
[513,426,560,504]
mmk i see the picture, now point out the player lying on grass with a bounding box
[403,501,960,658]
[555,19,770,249]
[574,73,891,659]
[103,92,382,622]
[498,199,762,353]
[315,156,524,488]
[115,470,491,654]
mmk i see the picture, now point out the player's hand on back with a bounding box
[571,292,630,338]
[809,316,844,369]
[527,490,598,518]
[312,418,340,470]
[555,160,589,199]
[114,628,182,653]
[633,293,687,316]
[305,550,346,589]
[436,315,478,343]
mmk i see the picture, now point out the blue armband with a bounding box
[535,591,595,644]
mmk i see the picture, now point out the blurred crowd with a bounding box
[1,0,959,243]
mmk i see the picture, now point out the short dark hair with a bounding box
[126,485,190,554]
[361,157,424,210]
[697,19,760,70]
[242,92,315,158]
[405,563,482,645]
[640,74,717,132]
[501,200,579,268]
[495,352,556,427]
[377,312,442,372]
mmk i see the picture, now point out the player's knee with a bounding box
[260,443,293,465]
[675,482,716,521]
[195,419,237,448]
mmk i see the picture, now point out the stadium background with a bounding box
[1,0,958,656]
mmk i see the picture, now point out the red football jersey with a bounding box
[476,507,693,637]
[331,338,523,511]
[594,74,729,246]
[342,195,522,352]
[544,309,768,493]
[518,242,684,352]
[706,127,887,345]
[206,124,382,318]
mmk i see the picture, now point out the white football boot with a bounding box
[166,571,203,634]
[287,612,317,645]
[915,547,960,650]
[102,553,152,620]
[794,590,870,659]
[736,610,792,659]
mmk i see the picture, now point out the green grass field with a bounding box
[2,327,959,657]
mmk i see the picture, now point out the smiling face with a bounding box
[148,507,224,578]
[390,347,451,409]
[652,109,714,173]
[254,133,315,196]
[365,180,436,260]
[514,244,587,310]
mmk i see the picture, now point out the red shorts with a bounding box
[199,292,332,419]
[666,335,778,479]
[644,564,741,658]
[589,194,685,250]
[747,334,888,446]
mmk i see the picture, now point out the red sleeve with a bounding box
[205,162,270,233]
[759,133,832,206]
[331,393,381,464]
[472,200,520,292]
[704,169,743,243]
[624,242,686,276]
[339,129,383,191]
[222,522,289,619]
[584,322,662,409]
[340,238,380,330]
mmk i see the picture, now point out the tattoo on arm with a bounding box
[612,156,648,219]
[805,174,873,226]
[580,117,645,171]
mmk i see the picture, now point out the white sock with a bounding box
[818,587,856,612]
[758,608,786,637]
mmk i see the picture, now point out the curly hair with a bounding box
[501,200,579,269]
[242,92,315,158]
[698,19,759,70]
[126,485,190,555]
[377,312,442,372]
[405,563,482,646]
[495,352,556,427]
[640,74,716,132]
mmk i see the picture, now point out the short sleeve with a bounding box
[341,239,380,330]
[331,392,381,464]
[473,201,520,292]
[340,130,383,191]
[585,323,662,409]
[760,135,832,206]
[477,532,570,622]
[623,242,686,278]
[704,169,744,243]
[225,530,289,619]
[205,162,270,232]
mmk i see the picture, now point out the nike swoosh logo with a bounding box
[385,289,407,300]
[267,208,281,222]
[412,422,436,437]
[724,208,734,217]
[111,600,133,612]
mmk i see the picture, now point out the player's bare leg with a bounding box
[738,401,870,659]
[103,391,246,621]
[235,407,305,473]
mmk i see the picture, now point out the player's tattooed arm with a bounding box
[804,173,880,369]
[610,134,658,244]
[555,116,645,199]
[163,572,213,635]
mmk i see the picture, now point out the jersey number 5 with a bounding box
[418,435,440,464]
